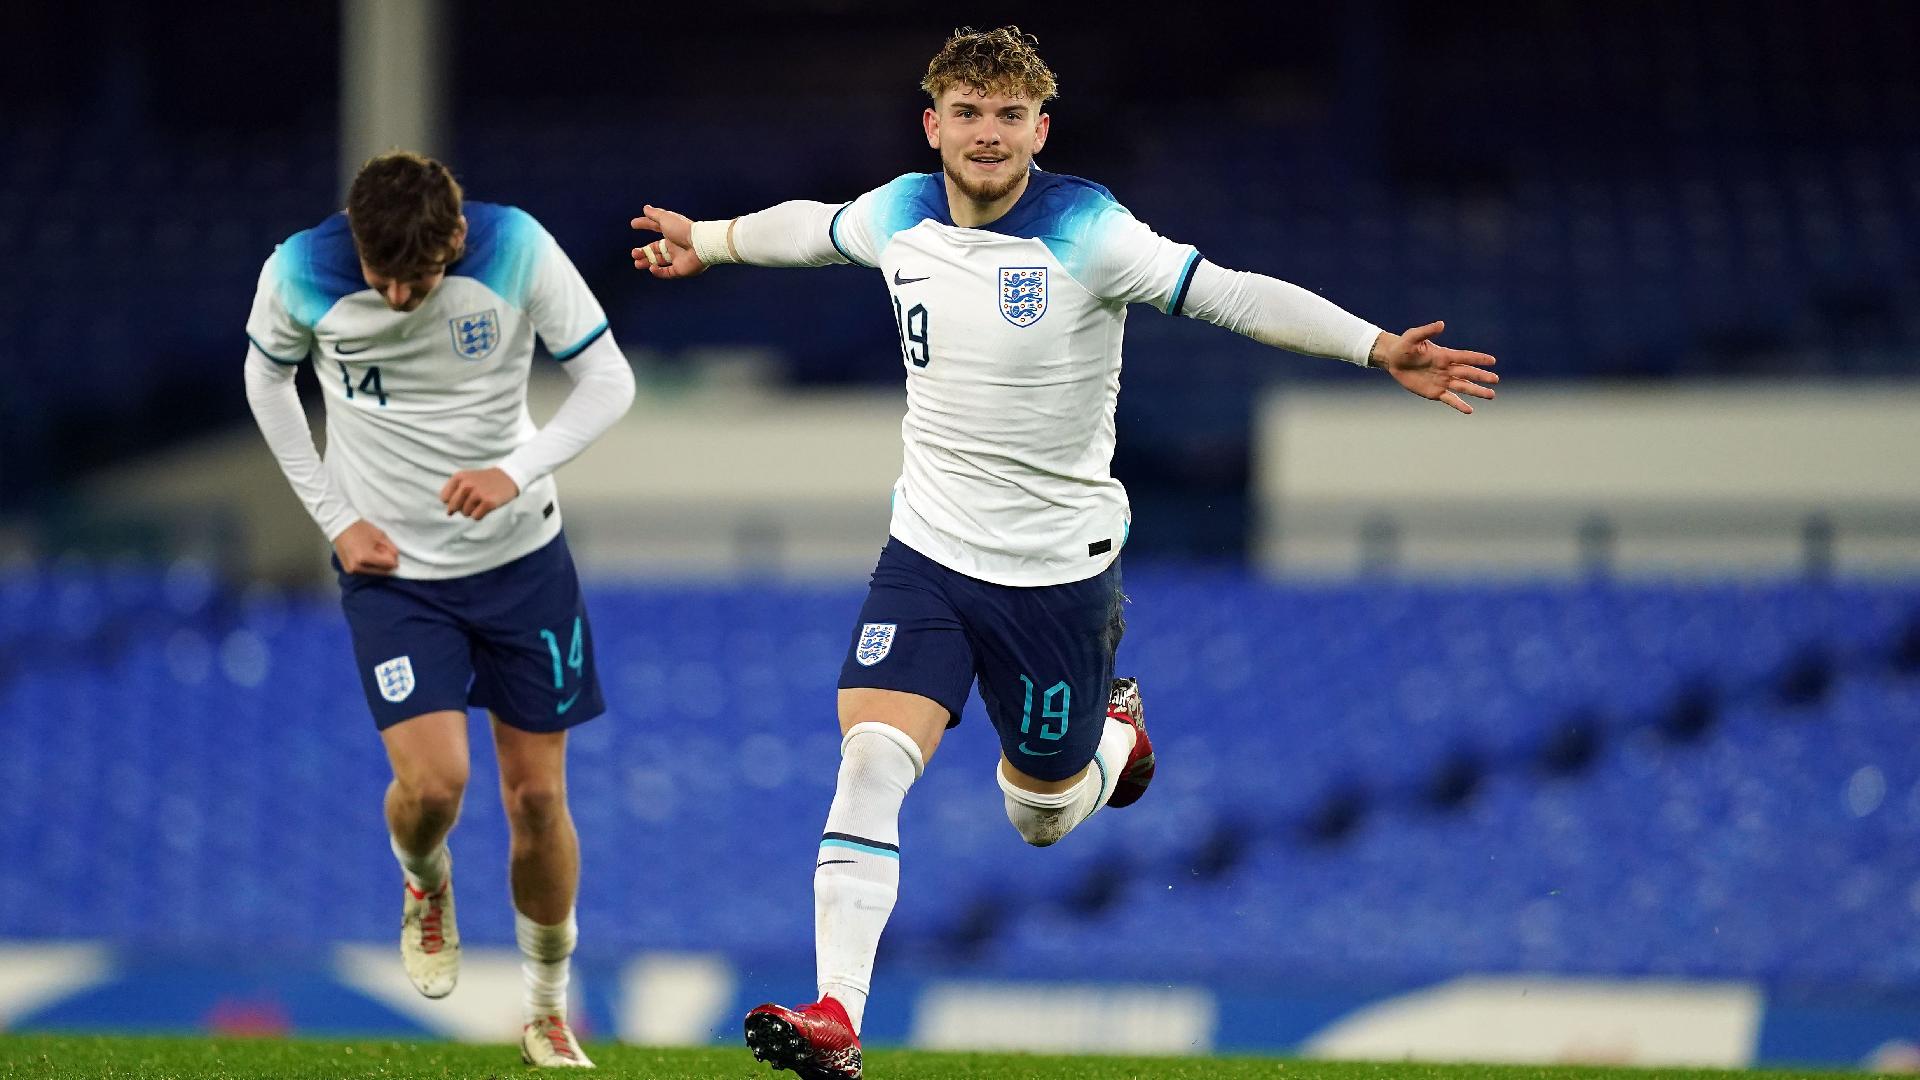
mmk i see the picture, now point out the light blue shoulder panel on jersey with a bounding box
[978,170,1124,280]
[974,169,1201,313]
[830,173,948,266]
[448,201,543,309]
[271,213,367,332]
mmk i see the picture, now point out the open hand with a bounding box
[440,467,519,521]
[333,519,400,575]
[630,205,707,279]
[1370,321,1499,414]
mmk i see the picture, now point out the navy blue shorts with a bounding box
[838,538,1126,782]
[335,532,605,732]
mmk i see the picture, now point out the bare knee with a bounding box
[503,778,568,835]
[383,711,472,830]
[837,689,948,764]
[400,768,468,827]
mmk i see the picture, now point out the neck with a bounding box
[943,168,1031,229]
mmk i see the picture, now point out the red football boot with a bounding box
[1104,676,1154,808]
[743,996,862,1080]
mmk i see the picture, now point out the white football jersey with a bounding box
[245,203,609,579]
[830,170,1199,586]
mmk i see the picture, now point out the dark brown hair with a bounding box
[922,26,1058,104]
[346,151,465,277]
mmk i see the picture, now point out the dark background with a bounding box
[7,0,1915,555]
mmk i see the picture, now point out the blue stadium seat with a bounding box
[6,567,1916,989]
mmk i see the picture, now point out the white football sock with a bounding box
[1000,717,1136,846]
[390,835,450,894]
[516,908,577,1021]
[815,722,923,1035]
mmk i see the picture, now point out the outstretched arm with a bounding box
[1183,261,1498,414]
[630,201,849,279]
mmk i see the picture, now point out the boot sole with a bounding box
[744,1011,854,1080]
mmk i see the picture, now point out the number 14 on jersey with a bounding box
[336,360,389,406]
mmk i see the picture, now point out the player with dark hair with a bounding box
[245,150,632,1068]
[631,27,1497,1080]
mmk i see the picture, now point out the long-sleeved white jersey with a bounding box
[723,168,1382,586]
[244,202,633,579]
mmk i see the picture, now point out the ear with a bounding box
[1032,112,1050,154]
[453,215,470,246]
[923,106,940,150]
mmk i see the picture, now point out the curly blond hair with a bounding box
[921,26,1058,104]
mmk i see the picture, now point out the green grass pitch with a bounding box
[0,1034,1894,1079]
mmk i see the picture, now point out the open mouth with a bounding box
[969,155,1008,168]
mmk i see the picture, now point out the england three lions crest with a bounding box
[449,309,500,360]
[374,655,415,703]
[855,622,897,667]
[999,267,1048,328]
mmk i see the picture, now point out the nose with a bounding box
[386,281,409,308]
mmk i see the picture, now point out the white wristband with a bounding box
[689,219,737,266]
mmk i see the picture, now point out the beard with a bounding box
[943,152,1026,204]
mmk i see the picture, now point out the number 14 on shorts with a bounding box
[540,617,585,714]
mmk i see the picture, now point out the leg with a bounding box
[979,562,1147,846]
[747,541,975,1078]
[460,535,604,1066]
[997,689,1137,846]
[381,709,471,865]
[745,689,944,1080]
[816,688,949,1018]
[378,709,470,1000]
[340,566,477,876]
[492,715,593,1067]
[492,715,578,925]
[338,566,478,894]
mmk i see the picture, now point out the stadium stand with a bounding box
[5,4,1917,556]
[5,568,1916,995]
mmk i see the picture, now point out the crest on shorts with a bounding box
[998,267,1047,327]
[375,655,415,702]
[854,623,897,667]
[449,309,500,360]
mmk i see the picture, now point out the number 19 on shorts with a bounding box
[1019,674,1069,741]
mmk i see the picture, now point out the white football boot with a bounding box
[521,1014,595,1068]
[399,858,460,999]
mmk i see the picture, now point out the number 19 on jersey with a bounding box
[892,296,930,368]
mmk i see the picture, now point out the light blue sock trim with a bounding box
[819,837,900,860]
[1092,750,1111,802]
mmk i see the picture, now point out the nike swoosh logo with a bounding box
[556,690,582,714]
[1017,742,1063,757]
[336,342,373,355]
[816,860,856,869]
[892,270,930,286]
